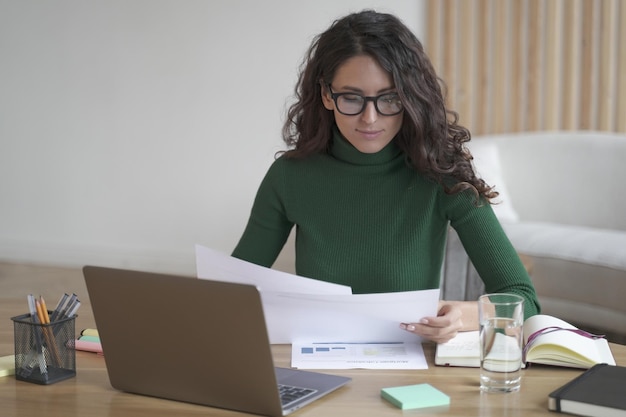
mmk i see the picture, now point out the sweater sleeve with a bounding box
[232,159,294,267]
[445,192,541,319]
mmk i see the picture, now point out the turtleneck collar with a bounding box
[330,127,403,166]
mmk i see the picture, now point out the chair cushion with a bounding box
[503,222,626,271]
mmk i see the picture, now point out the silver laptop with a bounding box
[83,266,350,416]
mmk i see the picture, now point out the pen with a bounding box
[51,298,81,341]
[17,295,39,378]
[67,300,81,318]
[61,297,78,321]
[49,293,69,322]
[58,294,78,320]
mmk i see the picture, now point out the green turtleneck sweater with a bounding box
[233,132,540,318]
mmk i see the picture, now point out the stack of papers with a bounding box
[195,245,440,369]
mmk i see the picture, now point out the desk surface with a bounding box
[1,264,625,417]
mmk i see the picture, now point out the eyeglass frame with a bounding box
[326,84,404,116]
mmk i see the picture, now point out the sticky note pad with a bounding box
[0,355,16,378]
[381,383,450,410]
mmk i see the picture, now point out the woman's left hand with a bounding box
[400,301,476,343]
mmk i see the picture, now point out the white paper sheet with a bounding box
[195,244,351,294]
[195,245,440,344]
[261,289,439,344]
[291,342,428,369]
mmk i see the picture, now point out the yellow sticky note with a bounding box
[0,355,15,378]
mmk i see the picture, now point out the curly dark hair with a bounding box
[281,10,497,202]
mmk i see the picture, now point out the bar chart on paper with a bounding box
[291,342,428,369]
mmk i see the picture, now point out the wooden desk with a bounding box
[0,263,624,417]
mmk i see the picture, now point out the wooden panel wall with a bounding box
[424,0,626,135]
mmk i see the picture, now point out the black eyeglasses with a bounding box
[327,84,403,116]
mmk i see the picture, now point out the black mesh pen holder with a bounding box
[11,313,76,384]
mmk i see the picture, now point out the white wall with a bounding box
[0,0,424,275]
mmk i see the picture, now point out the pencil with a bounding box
[39,296,51,324]
[35,299,46,324]
[36,297,63,367]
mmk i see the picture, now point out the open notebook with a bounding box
[83,266,350,416]
[435,314,615,369]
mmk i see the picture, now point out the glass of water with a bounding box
[478,293,524,393]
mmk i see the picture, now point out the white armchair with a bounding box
[462,131,626,340]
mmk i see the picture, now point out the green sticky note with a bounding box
[381,383,450,410]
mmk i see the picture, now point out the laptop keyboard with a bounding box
[278,384,318,407]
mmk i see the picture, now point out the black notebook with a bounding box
[548,363,626,417]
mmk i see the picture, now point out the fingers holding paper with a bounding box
[400,302,469,344]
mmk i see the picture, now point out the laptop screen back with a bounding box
[83,266,284,417]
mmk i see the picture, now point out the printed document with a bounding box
[292,342,428,370]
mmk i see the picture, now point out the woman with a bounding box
[232,10,540,343]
